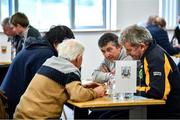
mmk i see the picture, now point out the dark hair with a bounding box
[10,12,29,27]
[45,25,75,47]
[98,32,119,48]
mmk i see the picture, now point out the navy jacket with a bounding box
[172,26,180,44]
[0,37,57,118]
[137,42,180,114]
[16,25,41,54]
[147,24,180,55]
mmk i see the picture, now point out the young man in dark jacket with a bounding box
[10,12,41,52]
[0,25,75,118]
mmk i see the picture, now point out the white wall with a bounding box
[0,33,8,41]
[117,0,159,29]
[0,0,161,80]
[78,0,160,79]
[74,32,104,79]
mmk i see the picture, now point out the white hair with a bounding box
[57,39,85,61]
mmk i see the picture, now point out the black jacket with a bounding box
[137,42,180,113]
[16,25,41,54]
[147,24,180,55]
[172,26,180,44]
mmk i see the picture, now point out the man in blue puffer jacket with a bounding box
[0,25,75,118]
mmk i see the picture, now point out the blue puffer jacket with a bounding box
[0,36,57,118]
[147,24,180,55]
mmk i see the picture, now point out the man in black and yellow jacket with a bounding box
[120,24,180,119]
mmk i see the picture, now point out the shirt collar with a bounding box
[23,25,30,39]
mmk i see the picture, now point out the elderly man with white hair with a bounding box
[13,39,106,119]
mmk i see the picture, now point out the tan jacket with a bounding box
[14,74,97,119]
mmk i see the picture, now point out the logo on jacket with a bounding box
[153,71,162,76]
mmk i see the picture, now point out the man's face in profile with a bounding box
[3,25,16,36]
[124,42,144,60]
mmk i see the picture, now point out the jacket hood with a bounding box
[24,37,58,56]
[43,56,81,77]
[25,37,49,48]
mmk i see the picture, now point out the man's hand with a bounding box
[174,44,180,48]
[83,82,101,88]
[99,64,110,72]
[93,85,106,97]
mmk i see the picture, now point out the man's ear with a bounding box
[117,43,122,49]
[76,54,81,62]
[53,40,59,48]
[72,54,82,69]
[140,43,146,50]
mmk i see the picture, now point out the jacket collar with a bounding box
[141,41,156,61]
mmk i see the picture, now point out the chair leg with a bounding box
[62,108,67,120]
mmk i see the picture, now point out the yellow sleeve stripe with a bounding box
[163,54,171,100]
[136,58,151,93]
[136,86,146,91]
[144,58,151,92]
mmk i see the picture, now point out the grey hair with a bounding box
[119,24,153,46]
[57,39,85,61]
[1,17,11,27]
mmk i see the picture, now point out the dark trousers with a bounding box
[88,110,129,119]
[0,65,9,85]
[147,105,180,119]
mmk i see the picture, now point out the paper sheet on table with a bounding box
[115,60,137,93]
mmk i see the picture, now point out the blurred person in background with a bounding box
[1,17,23,54]
[172,16,180,45]
[10,12,41,51]
[146,16,180,56]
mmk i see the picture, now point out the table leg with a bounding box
[74,107,88,119]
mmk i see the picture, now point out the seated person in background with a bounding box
[154,16,166,29]
[10,12,41,52]
[146,16,180,56]
[120,24,180,119]
[0,17,22,85]
[1,17,23,55]
[0,25,75,118]
[149,16,180,70]
[145,15,158,27]
[92,33,132,83]
[14,39,106,119]
[172,16,180,44]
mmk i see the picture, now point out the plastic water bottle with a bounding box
[107,78,116,100]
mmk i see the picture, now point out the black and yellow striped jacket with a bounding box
[137,42,180,111]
